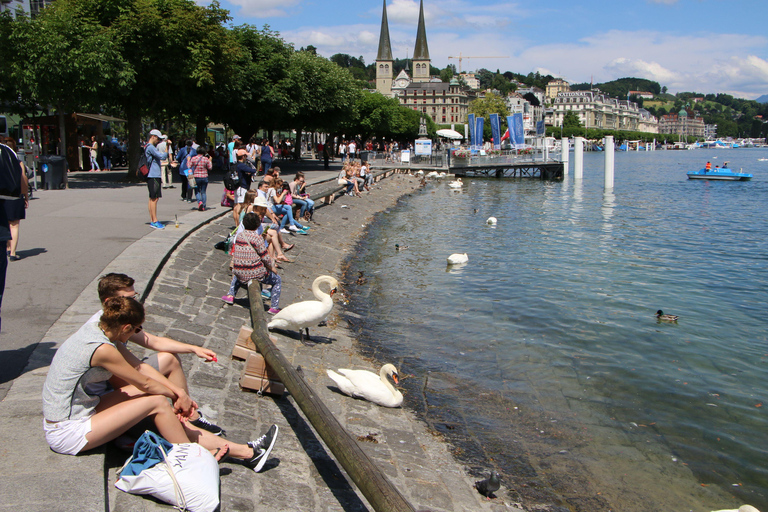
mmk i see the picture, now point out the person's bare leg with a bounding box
[182,422,253,459]
[148,198,158,223]
[84,390,189,450]
[232,203,241,224]
[8,220,19,256]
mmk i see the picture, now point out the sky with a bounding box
[203,0,768,100]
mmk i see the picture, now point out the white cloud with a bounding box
[222,0,301,18]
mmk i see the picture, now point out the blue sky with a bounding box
[204,0,768,99]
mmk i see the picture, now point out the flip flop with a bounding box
[282,243,294,252]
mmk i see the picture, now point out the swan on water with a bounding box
[447,253,469,265]
[486,216,497,225]
[448,178,463,188]
[267,275,338,343]
[426,171,439,179]
[327,363,403,407]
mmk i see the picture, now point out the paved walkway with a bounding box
[0,166,519,512]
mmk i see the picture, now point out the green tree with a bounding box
[562,111,582,128]
[342,91,425,141]
[440,64,456,82]
[283,51,361,158]
[469,92,510,120]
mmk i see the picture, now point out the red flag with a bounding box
[501,128,510,142]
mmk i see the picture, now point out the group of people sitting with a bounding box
[42,273,279,472]
[337,159,373,197]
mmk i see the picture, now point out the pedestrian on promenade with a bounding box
[0,140,25,331]
[87,273,225,435]
[89,136,100,172]
[189,143,211,211]
[260,139,274,176]
[158,135,173,189]
[228,134,240,172]
[42,296,279,471]
[2,138,29,261]
[145,129,166,229]
[176,139,196,203]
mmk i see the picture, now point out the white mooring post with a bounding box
[561,137,569,175]
[604,135,614,191]
[574,136,584,179]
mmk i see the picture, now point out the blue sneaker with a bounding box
[261,289,272,299]
[150,222,165,229]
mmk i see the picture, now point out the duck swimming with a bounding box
[656,310,679,322]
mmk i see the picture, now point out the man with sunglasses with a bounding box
[85,273,224,435]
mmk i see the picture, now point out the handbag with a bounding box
[115,431,219,512]
[187,174,196,188]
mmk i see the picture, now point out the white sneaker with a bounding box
[280,228,290,234]
[288,225,299,232]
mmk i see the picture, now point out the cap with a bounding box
[160,134,168,140]
[236,149,248,157]
[253,196,269,208]
[149,129,162,138]
[233,135,241,140]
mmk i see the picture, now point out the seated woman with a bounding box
[42,297,278,472]
[223,213,282,314]
[337,164,361,197]
[359,160,373,191]
[289,172,314,222]
[269,178,308,234]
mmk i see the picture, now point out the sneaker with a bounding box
[198,202,204,211]
[221,294,234,305]
[189,412,226,436]
[298,229,309,235]
[150,221,165,229]
[246,425,278,472]
[280,228,290,234]
[268,307,281,315]
[261,289,272,299]
[299,225,310,230]
[288,225,300,232]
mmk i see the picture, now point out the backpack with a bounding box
[136,147,150,179]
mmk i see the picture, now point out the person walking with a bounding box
[260,139,274,176]
[158,135,173,188]
[145,129,166,229]
[89,136,100,172]
[0,140,25,330]
[175,139,196,203]
[189,144,211,211]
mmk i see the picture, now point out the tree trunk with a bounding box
[195,114,206,146]
[125,97,142,181]
[294,127,302,161]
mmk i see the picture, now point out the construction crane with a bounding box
[448,53,509,73]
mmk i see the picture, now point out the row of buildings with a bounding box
[373,1,715,138]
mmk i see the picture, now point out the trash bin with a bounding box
[359,151,370,162]
[39,155,68,190]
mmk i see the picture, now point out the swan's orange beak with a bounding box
[330,288,337,296]
[392,373,399,385]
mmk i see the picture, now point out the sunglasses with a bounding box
[133,325,143,334]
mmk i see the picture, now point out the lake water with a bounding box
[344,148,768,511]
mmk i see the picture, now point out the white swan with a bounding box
[711,506,760,512]
[267,275,338,343]
[486,216,497,225]
[448,178,463,188]
[426,171,438,179]
[447,253,469,265]
[327,363,403,408]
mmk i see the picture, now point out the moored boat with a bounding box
[687,167,752,181]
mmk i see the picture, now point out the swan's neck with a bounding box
[312,277,334,303]
[379,368,398,397]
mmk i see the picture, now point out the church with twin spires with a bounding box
[375,0,469,124]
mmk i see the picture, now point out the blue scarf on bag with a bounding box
[120,431,174,476]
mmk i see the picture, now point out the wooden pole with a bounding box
[246,285,417,512]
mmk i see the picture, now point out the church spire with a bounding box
[413,0,430,61]
[376,0,393,61]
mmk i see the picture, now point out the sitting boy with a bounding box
[87,273,225,435]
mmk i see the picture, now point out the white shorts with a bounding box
[43,415,93,455]
[235,187,248,204]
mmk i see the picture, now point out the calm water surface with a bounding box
[346,149,768,511]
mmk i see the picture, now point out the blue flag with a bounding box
[490,114,501,150]
[512,113,525,147]
[475,117,485,148]
[467,114,475,149]
[536,120,546,137]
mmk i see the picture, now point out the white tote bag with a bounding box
[116,439,220,512]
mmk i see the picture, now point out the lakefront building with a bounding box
[658,109,705,138]
[547,90,644,132]
[375,0,469,124]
